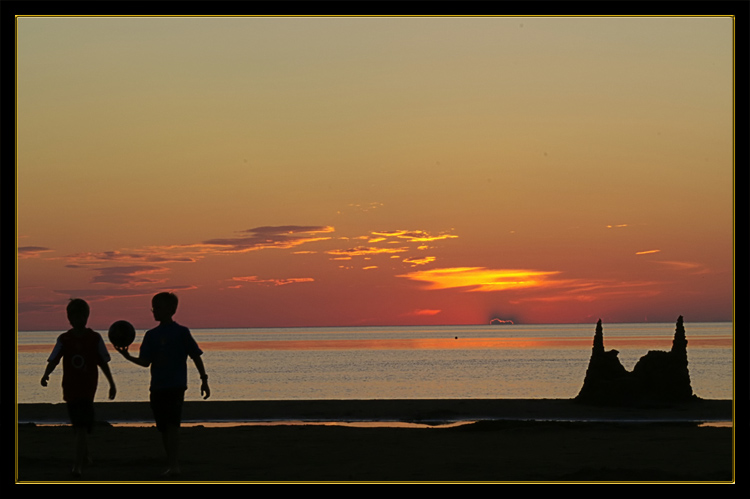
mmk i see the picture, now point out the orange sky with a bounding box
[16,16,734,331]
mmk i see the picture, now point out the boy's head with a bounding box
[152,292,178,322]
[67,298,90,328]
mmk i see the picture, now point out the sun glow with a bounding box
[398,267,562,292]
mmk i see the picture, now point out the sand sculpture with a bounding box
[575,316,697,407]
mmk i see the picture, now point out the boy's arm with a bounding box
[40,361,58,387]
[192,355,210,399]
[41,337,63,386]
[115,345,150,367]
[99,361,117,400]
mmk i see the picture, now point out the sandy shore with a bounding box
[17,398,734,424]
[15,399,735,483]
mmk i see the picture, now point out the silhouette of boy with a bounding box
[115,292,210,477]
[41,298,117,477]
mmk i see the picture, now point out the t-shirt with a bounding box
[48,328,111,402]
[138,321,203,391]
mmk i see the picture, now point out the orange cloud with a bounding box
[409,309,442,316]
[370,229,458,243]
[402,256,436,266]
[398,267,562,292]
[232,276,315,286]
[326,246,409,257]
[635,249,661,255]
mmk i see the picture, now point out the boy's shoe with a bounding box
[161,467,181,478]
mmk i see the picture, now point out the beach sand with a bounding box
[15,399,734,483]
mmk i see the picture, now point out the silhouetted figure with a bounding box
[116,292,210,477]
[41,298,117,477]
[575,317,696,407]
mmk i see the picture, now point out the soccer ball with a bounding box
[108,320,136,348]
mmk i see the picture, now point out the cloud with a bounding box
[409,309,442,316]
[63,250,197,265]
[402,256,436,267]
[653,260,710,274]
[202,225,334,253]
[507,280,662,304]
[232,276,315,286]
[345,202,384,212]
[89,265,171,286]
[17,301,59,314]
[50,284,197,302]
[398,267,562,292]
[635,249,661,255]
[490,318,515,325]
[606,224,629,229]
[18,246,54,259]
[246,225,334,236]
[400,267,663,303]
[370,229,458,243]
[326,246,409,257]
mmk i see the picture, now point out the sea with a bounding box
[16,322,734,404]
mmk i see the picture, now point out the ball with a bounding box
[108,320,136,348]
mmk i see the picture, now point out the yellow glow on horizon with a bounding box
[398,267,562,292]
[16,334,732,354]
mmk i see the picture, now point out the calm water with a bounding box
[16,323,734,403]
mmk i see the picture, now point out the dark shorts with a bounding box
[149,387,185,432]
[66,399,95,432]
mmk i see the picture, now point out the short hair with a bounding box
[152,292,178,315]
[66,298,90,325]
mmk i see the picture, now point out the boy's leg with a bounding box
[67,399,93,476]
[73,427,88,476]
[162,425,180,475]
[150,388,185,476]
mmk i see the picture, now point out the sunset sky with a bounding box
[16,15,734,331]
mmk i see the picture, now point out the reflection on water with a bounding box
[698,421,732,428]
[17,323,733,403]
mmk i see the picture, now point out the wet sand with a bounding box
[15,399,735,483]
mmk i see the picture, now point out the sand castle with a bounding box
[575,316,697,407]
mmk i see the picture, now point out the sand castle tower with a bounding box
[631,315,694,403]
[576,316,696,407]
[575,319,631,405]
